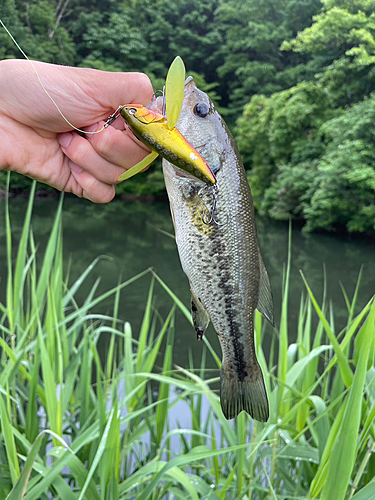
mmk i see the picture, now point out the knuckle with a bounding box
[92,128,113,157]
[87,185,115,204]
[137,72,153,90]
[83,175,97,194]
[83,175,115,203]
[133,73,153,101]
[100,187,116,203]
[70,138,91,166]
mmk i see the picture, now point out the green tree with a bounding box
[282,0,375,106]
[214,0,321,118]
[74,10,149,72]
[236,81,334,211]
[2,0,75,64]
[237,0,375,232]
[304,96,375,232]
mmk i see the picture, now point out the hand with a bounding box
[0,59,154,203]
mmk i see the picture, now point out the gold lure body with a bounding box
[119,104,216,185]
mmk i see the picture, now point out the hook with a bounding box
[151,90,164,102]
[201,185,229,227]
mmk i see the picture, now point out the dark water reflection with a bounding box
[0,195,374,370]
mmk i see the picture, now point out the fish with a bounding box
[159,77,274,421]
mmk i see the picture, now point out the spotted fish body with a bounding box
[162,78,274,421]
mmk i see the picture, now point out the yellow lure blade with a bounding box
[117,151,159,182]
[165,56,186,130]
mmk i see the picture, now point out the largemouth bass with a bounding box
[160,77,274,421]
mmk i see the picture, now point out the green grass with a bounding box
[1,179,375,499]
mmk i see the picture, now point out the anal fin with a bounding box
[190,288,210,342]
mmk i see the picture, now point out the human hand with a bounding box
[0,59,154,202]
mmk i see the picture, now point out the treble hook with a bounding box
[202,194,217,225]
[152,90,164,102]
[201,185,229,227]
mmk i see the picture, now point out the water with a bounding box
[0,194,374,370]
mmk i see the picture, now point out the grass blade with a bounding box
[321,300,375,500]
[0,393,20,485]
[6,432,44,500]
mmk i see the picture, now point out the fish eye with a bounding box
[194,102,210,118]
[129,108,137,115]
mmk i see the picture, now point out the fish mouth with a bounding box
[184,76,197,94]
[168,162,204,183]
[192,143,224,175]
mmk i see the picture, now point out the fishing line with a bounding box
[0,18,106,135]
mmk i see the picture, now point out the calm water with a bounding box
[0,194,374,370]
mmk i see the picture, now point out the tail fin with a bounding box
[220,365,269,422]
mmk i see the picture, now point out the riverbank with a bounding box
[3,183,375,244]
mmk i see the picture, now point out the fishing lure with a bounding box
[115,104,216,185]
[108,56,216,186]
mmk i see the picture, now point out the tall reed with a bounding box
[1,181,374,499]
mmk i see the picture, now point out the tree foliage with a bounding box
[305,97,375,232]
[237,0,375,233]
[2,0,375,232]
[215,0,321,117]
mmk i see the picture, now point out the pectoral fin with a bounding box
[257,254,274,326]
[191,289,210,341]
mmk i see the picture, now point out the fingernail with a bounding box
[58,132,73,149]
[85,123,98,140]
[70,162,83,174]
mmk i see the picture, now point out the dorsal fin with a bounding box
[257,254,274,326]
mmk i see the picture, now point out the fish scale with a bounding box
[162,77,274,421]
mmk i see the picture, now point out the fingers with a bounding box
[89,121,151,174]
[58,122,150,186]
[58,119,153,203]
[61,162,116,204]
[70,164,116,203]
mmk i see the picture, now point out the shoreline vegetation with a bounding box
[2,182,375,241]
[2,0,375,233]
[1,182,375,499]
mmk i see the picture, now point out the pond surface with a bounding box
[0,194,374,371]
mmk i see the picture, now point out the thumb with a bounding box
[87,71,155,109]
